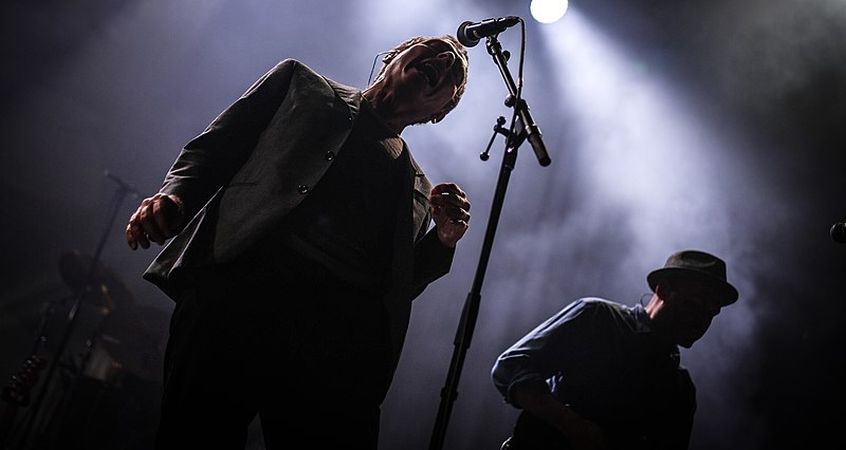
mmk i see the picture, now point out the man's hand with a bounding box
[513,382,607,450]
[559,417,607,450]
[429,183,470,248]
[126,193,185,250]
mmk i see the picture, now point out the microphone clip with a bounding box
[482,116,509,161]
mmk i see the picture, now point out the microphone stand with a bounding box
[429,34,550,450]
[11,171,138,449]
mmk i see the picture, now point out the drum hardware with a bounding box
[2,172,139,449]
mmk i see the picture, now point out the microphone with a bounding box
[831,222,846,243]
[457,16,520,47]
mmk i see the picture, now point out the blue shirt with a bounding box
[492,298,695,448]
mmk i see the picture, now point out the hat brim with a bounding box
[647,267,739,306]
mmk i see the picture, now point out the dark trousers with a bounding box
[155,256,393,449]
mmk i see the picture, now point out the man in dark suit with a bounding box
[125,35,471,449]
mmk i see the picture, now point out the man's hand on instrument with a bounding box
[126,193,185,250]
[430,183,470,248]
[561,417,607,450]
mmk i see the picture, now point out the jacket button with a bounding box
[297,184,309,194]
[324,151,335,161]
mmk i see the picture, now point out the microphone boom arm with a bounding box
[487,36,550,166]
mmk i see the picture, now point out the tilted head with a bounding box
[645,250,739,348]
[367,35,469,127]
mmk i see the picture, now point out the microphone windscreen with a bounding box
[457,21,480,47]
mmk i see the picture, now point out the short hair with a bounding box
[372,35,469,124]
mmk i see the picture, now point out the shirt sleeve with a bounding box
[159,59,298,218]
[490,298,605,407]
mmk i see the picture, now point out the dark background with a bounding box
[1,0,844,449]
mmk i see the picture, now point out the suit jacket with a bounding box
[143,59,455,371]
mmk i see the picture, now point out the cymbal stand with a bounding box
[10,172,138,449]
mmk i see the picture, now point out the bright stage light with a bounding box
[530,0,569,24]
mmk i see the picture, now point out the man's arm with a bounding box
[429,182,470,248]
[126,59,298,249]
[159,59,299,218]
[511,381,606,450]
[409,229,455,297]
[491,300,608,449]
[408,182,471,297]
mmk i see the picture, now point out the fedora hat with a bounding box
[647,250,739,306]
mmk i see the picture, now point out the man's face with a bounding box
[659,278,723,348]
[379,38,466,123]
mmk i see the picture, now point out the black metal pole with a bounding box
[429,137,520,450]
[428,33,547,450]
[12,173,136,449]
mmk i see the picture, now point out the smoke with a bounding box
[2,0,844,449]
[703,0,846,112]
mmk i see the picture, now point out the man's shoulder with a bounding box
[540,297,622,327]
[271,59,360,110]
[572,297,650,336]
[567,297,639,323]
[264,58,312,78]
[572,297,629,313]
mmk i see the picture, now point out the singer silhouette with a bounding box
[125,35,471,450]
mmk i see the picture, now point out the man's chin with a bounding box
[678,330,706,348]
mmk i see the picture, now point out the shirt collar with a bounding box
[631,304,654,334]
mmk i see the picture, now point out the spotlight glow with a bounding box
[530,0,569,24]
